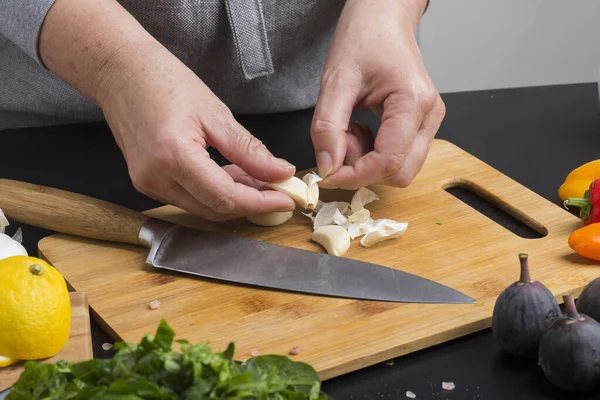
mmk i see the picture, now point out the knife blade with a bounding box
[0,178,475,304]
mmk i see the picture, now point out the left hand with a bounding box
[310,0,445,189]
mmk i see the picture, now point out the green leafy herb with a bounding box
[7,320,327,400]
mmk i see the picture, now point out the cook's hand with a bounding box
[311,0,445,189]
[39,0,296,221]
[100,44,297,220]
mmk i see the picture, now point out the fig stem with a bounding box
[563,294,580,320]
[518,253,531,283]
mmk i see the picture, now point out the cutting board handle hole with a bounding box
[443,179,548,239]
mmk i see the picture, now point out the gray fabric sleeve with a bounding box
[0,0,57,64]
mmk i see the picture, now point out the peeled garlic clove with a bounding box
[247,211,294,227]
[0,208,8,233]
[348,208,370,223]
[0,232,28,260]
[268,177,309,209]
[312,225,351,256]
[350,187,379,213]
[360,219,408,248]
[303,172,323,210]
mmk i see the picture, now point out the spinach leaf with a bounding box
[7,319,326,400]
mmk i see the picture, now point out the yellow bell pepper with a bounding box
[558,160,600,202]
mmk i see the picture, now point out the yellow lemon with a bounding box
[0,356,18,367]
[0,256,71,360]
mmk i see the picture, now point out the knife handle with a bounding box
[0,178,148,245]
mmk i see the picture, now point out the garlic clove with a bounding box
[350,187,379,213]
[302,171,322,210]
[247,211,294,227]
[268,176,310,209]
[359,219,408,248]
[312,225,351,256]
[0,208,8,234]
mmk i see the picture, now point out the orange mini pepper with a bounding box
[568,223,600,261]
[558,159,600,202]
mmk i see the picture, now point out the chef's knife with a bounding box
[0,178,474,304]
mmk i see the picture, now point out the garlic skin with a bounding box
[0,208,8,233]
[312,225,351,256]
[359,219,408,248]
[0,208,27,259]
[0,232,28,260]
[350,187,379,213]
[247,211,294,227]
[302,172,322,210]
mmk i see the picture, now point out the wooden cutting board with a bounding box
[37,139,595,380]
[0,292,93,391]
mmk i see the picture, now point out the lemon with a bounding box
[0,256,71,360]
[0,355,18,367]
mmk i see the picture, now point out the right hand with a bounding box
[98,42,297,221]
[38,0,296,221]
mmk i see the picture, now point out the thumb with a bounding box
[206,111,296,183]
[310,69,359,178]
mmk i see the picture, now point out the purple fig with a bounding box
[491,253,561,358]
[538,293,600,393]
[575,277,600,323]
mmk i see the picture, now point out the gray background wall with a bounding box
[418,0,600,93]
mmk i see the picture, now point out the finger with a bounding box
[222,164,270,190]
[320,92,426,189]
[344,122,374,166]
[203,106,296,183]
[175,146,296,219]
[136,178,226,220]
[383,96,446,187]
[310,68,362,178]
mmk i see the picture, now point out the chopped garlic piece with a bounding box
[406,391,416,399]
[350,187,379,213]
[303,172,322,210]
[148,299,161,310]
[0,208,8,234]
[312,225,351,256]
[360,219,408,248]
[269,176,310,209]
[442,382,455,391]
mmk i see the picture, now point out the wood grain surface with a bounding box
[37,139,595,380]
[0,292,93,391]
[0,178,147,245]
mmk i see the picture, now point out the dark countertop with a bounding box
[2,82,600,399]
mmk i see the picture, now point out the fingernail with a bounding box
[316,151,332,178]
[272,156,296,170]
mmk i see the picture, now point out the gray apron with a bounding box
[0,0,346,130]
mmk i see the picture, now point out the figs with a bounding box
[538,293,600,393]
[575,277,600,323]
[491,253,561,358]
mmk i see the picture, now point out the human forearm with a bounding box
[38,0,164,106]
